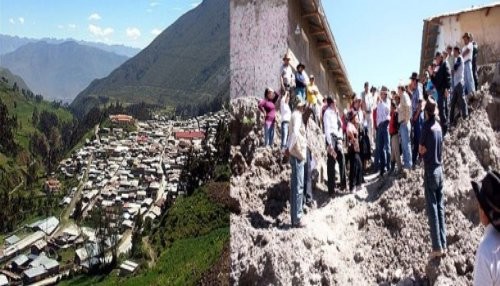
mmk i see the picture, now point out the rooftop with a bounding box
[426,2,500,20]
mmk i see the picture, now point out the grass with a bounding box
[58,247,77,265]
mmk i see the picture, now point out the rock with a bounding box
[353,251,364,263]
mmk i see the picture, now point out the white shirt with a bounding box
[463,42,474,62]
[281,64,295,87]
[280,97,291,122]
[287,110,306,158]
[376,98,391,127]
[364,92,375,112]
[323,107,341,147]
[474,224,500,286]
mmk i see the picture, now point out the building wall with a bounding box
[434,6,500,65]
[230,0,289,99]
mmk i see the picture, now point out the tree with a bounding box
[0,98,18,155]
[130,213,143,258]
[32,107,39,126]
[73,199,83,223]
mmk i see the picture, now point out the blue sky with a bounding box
[0,0,201,49]
[324,0,494,93]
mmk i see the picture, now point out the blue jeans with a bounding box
[281,121,289,149]
[424,166,446,251]
[376,120,391,174]
[264,122,275,146]
[290,156,304,225]
[464,60,475,95]
[399,121,412,169]
[296,87,306,102]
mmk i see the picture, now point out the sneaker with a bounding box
[293,221,306,228]
[428,249,446,259]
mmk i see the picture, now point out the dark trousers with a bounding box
[326,139,346,194]
[473,59,479,91]
[348,151,363,190]
[449,83,468,126]
[303,148,313,203]
[437,90,448,137]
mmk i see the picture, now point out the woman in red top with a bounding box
[258,88,279,147]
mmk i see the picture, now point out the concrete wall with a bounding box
[434,6,500,65]
[230,0,289,99]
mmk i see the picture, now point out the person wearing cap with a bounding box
[295,63,308,102]
[306,74,321,125]
[429,51,451,138]
[346,110,363,192]
[280,91,292,151]
[408,72,425,168]
[286,101,307,228]
[324,97,346,194]
[258,88,279,147]
[471,170,500,285]
[462,32,476,95]
[280,52,295,93]
[375,86,391,177]
[450,46,468,127]
[419,97,446,259]
[398,84,413,169]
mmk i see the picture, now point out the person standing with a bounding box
[361,82,375,147]
[376,86,391,177]
[462,32,476,96]
[295,63,308,103]
[280,91,292,151]
[471,170,500,285]
[323,97,345,194]
[408,72,424,168]
[286,102,307,228]
[446,45,455,90]
[303,107,315,208]
[389,98,402,174]
[280,52,295,93]
[429,52,451,137]
[398,84,413,169]
[346,110,363,192]
[258,88,279,147]
[471,34,480,92]
[449,46,468,127]
[306,74,321,125]
[419,97,446,259]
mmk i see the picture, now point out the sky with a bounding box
[324,0,494,93]
[0,0,202,49]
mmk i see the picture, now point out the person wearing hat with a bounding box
[258,88,280,147]
[398,83,413,169]
[306,74,321,125]
[419,97,446,259]
[295,63,308,103]
[286,101,307,228]
[346,110,363,192]
[462,32,476,95]
[450,46,468,127]
[471,170,500,285]
[280,52,295,93]
[409,72,425,168]
[324,97,346,194]
[429,51,451,138]
[375,86,391,177]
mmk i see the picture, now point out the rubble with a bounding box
[230,85,500,285]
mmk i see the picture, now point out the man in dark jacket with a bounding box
[429,52,451,137]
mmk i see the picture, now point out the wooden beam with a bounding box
[486,7,491,16]
[317,42,331,49]
[302,11,319,18]
[310,29,326,36]
[323,55,336,60]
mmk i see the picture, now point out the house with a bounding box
[29,254,59,275]
[31,240,47,255]
[119,260,139,276]
[12,254,30,270]
[29,217,59,235]
[5,235,20,246]
[23,266,47,284]
[44,178,61,193]
[230,0,352,107]
[174,131,205,141]
[74,243,100,265]
[109,114,135,125]
[0,274,8,286]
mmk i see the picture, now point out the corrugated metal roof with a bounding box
[23,266,47,278]
[426,1,500,20]
[12,254,29,266]
[0,274,8,286]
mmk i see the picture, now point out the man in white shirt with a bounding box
[471,171,500,286]
[462,32,476,96]
[280,91,292,150]
[361,82,375,147]
[280,53,295,93]
[375,86,391,176]
[323,97,345,194]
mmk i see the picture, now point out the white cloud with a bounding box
[68,24,77,29]
[18,17,25,24]
[88,13,101,21]
[151,28,162,36]
[9,18,15,24]
[190,1,201,8]
[150,2,160,7]
[126,27,141,40]
[57,24,64,29]
[88,24,114,37]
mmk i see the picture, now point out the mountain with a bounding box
[0,67,30,91]
[0,41,129,102]
[71,0,229,117]
[0,34,141,57]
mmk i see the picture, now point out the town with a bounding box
[0,110,228,285]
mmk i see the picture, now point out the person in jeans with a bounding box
[280,52,295,93]
[389,98,401,174]
[429,51,451,137]
[398,84,412,169]
[346,110,363,192]
[302,107,314,207]
[258,88,279,147]
[408,72,424,168]
[376,86,391,177]
[280,91,292,150]
[286,101,307,228]
[462,32,476,96]
[419,97,446,259]
[323,97,345,194]
[471,170,500,285]
[295,63,308,103]
[450,46,468,127]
